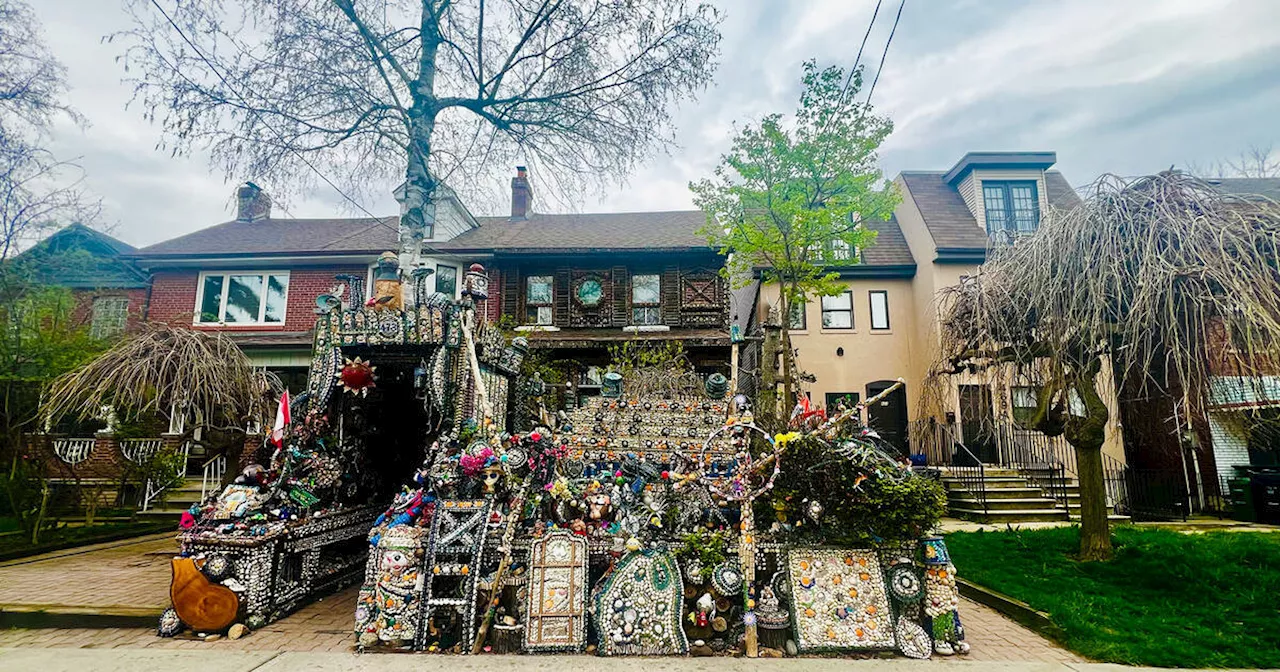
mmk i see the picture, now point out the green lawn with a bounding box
[946,526,1280,668]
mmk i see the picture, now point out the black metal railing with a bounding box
[917,420,988,517]
[995,424,1071,510]
[1123,466,1189,521]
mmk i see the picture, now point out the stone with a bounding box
[228,623,249,640]
[690,644,715,657]
[204,634,222,642]
[785,639,798,656]
[759,647,784,658]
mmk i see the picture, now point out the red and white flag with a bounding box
[271,389,291,447]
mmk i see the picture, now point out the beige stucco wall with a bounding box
[759,279,918,419]
[760,169,1127,464]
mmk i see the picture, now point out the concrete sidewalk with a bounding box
[0,650,1237,672]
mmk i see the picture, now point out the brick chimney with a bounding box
[510,166,533,220]
[236,182,272,222]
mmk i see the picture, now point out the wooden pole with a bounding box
[471,484,527,654]
[741,499,758,657]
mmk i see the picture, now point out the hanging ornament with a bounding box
[336,357,377,396]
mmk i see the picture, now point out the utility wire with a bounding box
[840,0,884,100]
[866,0,907,107]
[147,0,441,253]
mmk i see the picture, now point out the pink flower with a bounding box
[179,511,196,530]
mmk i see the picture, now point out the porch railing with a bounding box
[140,441,191,512]
[52,437,95,465]
[918,420,988,516]
[119,438,165,464]
[994,425,1071,509]
[201,453,227,501]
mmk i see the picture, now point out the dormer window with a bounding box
[983,180,1039,241]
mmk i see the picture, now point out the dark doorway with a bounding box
[866,380,908,456]
[958,384,998,463]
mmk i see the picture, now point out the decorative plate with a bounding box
[576,279,603,307]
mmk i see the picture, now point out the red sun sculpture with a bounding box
[337,357,377,396]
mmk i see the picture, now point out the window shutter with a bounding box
[662,267,680,326]
[612,266,628,326]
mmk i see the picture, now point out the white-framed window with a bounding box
[435,264,458,297]
[827,239,852,261]
[631,274,661,325]
[195,271,289,325]
[526,275,554,325]
[1011,386,1039,426]
[869,290,890,330]
[90,296,129,339]
[820,291,853,329]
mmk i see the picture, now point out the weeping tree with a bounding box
[43,325,279,481]
[934,172,1280,560]
[691,61,898,419]
[116,0,721,270]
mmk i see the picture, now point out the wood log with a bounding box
[170,557,239,632]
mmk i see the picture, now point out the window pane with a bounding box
[264,274,288,323]
[820,292,851,311]
[632,306,661,325]
[198,275,224,323]
[822,309,852,329]
[1009,184,1039,232]
[828,239,851,261]
[91,297,129,339]
[632,274,660,305]
[527,276,553,305]
[870,291,889,330]
[225,274,264,323]
[788,301,806,329]
[436,265,458,296]
[983,184,1008,233]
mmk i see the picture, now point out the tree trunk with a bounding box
[397,2,442,276]
[1064,359,1113,561]
[759,327,780,429]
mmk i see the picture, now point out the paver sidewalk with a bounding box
[0,529,1084,664]
[0,533,176,615]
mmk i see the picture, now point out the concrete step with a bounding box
[966,487,1046,499]
[942,477,1034,490]
[949,497,1062,511]
[949,507,1071,523]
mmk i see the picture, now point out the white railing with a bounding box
[201,453,227,501]
[140,441,192,512]
[119,438,165,464]
[53,438,95,465]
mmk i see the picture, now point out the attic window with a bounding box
[983,181,1039,241]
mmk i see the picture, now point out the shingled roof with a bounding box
[438,211,712,253]
[133,216,399,258]
[1206,177,1280,201]
[899,170,1080,251]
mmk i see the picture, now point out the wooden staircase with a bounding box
[137,477,204,519]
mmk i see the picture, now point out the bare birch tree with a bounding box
[115,0,721,269]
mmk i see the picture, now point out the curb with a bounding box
[957,578,1065,640]
[0,604,163,630]
[0,524,175,564]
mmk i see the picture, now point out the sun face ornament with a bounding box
[337,357,377,396]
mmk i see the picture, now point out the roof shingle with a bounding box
[900,170,1079,250]
[134,217,399,257]
[439,211,712,252]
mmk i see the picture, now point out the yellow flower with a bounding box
[773,432,801,448]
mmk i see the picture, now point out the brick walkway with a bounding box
[0,534,1084,663]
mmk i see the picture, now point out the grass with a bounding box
[946,525,1280,668]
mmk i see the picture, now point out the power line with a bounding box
[840,0,884,100]
[866,0,907,107]
[147,0,433,249]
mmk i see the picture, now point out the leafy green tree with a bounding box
[691,61,899,415]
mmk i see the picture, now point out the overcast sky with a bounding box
[32,0,1280,248]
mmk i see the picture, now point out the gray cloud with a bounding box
[30,0,1280,247]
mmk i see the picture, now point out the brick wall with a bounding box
[148,266,367,332]
[71,288,149,334]
[485,267,502,323]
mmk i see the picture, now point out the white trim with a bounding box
[194,270,291,326]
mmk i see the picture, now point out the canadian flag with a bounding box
[271,389,291,447]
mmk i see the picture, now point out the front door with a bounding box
[958,385,998,463]
[866,381,908,456]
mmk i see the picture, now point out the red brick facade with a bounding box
[148,266,368,333]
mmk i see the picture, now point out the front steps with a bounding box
[942,468,1131,524]
[137,478,206,519]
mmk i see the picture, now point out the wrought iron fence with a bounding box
[52,437,95,465]
[915,420,988,516]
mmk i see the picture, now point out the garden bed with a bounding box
[946,525,1280,668]
[0,519,172,562]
